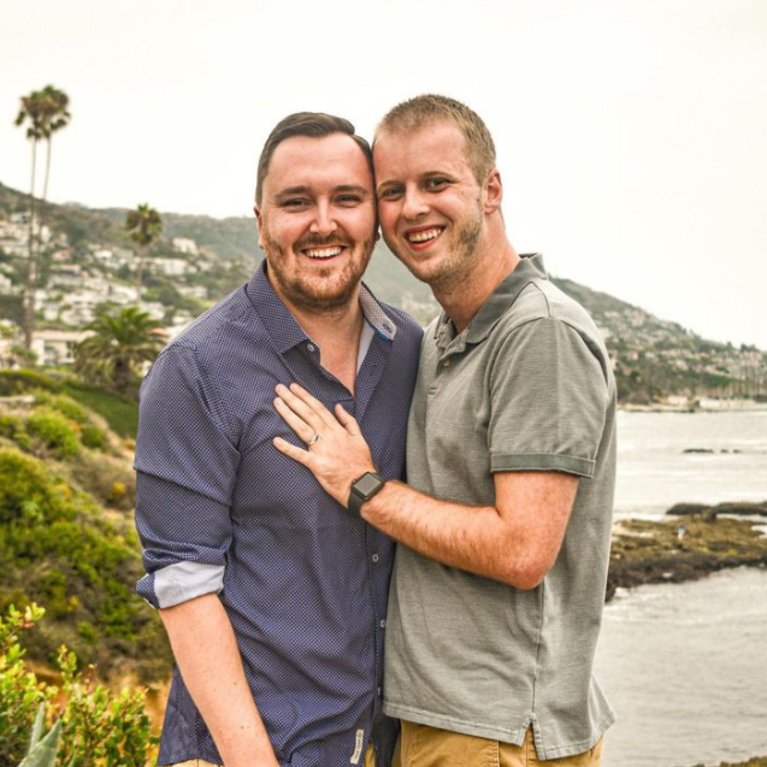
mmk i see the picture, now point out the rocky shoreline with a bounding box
[681,759,767,767]
[606,505,767,601]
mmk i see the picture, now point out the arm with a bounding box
[134,346,278,764]
[273,383,578,589]
[160,594,280,767]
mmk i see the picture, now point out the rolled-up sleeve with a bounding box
[134,344,241,608]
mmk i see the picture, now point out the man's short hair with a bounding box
[375,95,496,184]
[255,112,373,205]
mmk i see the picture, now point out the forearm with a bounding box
[361,481,533,587]
[160,594,280,767]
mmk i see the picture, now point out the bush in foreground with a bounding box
[0,604,157,766]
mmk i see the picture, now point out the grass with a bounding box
[62,381,138,439]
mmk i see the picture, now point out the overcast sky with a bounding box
[2,0,765,348]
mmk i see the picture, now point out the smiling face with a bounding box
[374,120,488,291]
[255,132,376,314]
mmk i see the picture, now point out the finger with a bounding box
[274,385,328,431]
[287,383,339,428]
[334,403,362,437]
[273,436,312,466]
[274,397,318,442]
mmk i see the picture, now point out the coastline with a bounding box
[619,400,767,413]
[606,510,767,602]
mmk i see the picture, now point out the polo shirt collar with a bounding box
[434,253,548,350]
[247,260,397,355]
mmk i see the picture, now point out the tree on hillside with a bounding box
[14,85,71,350]
[74,306,165,395]
[126,204,162,303]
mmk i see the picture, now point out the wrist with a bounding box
[348,470,386,516]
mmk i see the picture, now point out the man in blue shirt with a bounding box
[134,112,422,767]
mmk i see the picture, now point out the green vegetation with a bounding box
[0,604,157,766]
[74,307,164,396]
[61,382,137,440]
[0,370,138,439]
[126,204,162,299]
[607,516,767,600]
[0,374,169,681]
[0,446,170,679]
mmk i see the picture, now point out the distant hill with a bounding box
[1,181,765,403]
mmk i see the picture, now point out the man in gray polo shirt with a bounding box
[274,94,616,765]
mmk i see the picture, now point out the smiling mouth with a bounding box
[302,245,345,259]
[406,227,444,244]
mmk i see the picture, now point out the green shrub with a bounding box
[33,392,89,425]
[0,604,47,765]
[0,448,169,678]
[0,370,60,397]
[80,424,107,451]
[29,392,110,453]
[0,449,75,526]
[26,408,81,458]
[0,604,158,766]
[0,414,31,451]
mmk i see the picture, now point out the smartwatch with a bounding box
[348,472,387,516]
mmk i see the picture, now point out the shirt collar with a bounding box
[434,253,548,349]
[246,260,397,355]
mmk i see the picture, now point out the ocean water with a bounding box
[615,409,767,519]
[596,569,767,767]
[595,410,767,765]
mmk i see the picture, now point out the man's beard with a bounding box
[261,228,374,314]
[385,203,484,293]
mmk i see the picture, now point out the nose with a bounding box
[401,187,429,221]
[309,200,338,236]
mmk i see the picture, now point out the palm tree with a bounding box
[126,204,162,303]
[14,85,71,350]
[74,306,165,395]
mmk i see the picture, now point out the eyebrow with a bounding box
[273,184,370,201]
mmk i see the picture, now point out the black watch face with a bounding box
[355,473,382,498]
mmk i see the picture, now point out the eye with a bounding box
[379,186,403,201]
[282,198,310,209]
[336,194,362,206]
[425,177,449,191]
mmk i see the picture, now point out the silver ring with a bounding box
[306,432,321,447]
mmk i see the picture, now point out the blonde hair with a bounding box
[375,94,496,183]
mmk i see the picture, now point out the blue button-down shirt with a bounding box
[134,262,422,767]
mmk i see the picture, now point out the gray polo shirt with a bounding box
[383,254,616,760]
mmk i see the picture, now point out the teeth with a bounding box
[305,247,342,258]
[407,228,442,243]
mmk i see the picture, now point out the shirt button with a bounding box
[307,343,316,353]
[379,619,386,629]
[371,553,379,563]
[377,686,383,697]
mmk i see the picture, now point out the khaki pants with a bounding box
[171,743,378,767]
[395,720,603,767]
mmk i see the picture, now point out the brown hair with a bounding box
[255,112,372,205]
[375,94,496,183]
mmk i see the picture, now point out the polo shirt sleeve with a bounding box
[488,317,609,478]
[133,344,241,609]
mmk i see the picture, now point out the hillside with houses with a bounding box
[1,181,765,406]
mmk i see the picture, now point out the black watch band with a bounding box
[348,472,387,516]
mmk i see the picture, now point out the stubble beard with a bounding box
[261,228,375,314]
[385,203,484,294]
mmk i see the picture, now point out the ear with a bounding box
[254,204,265,248]
[483,169,503,215]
